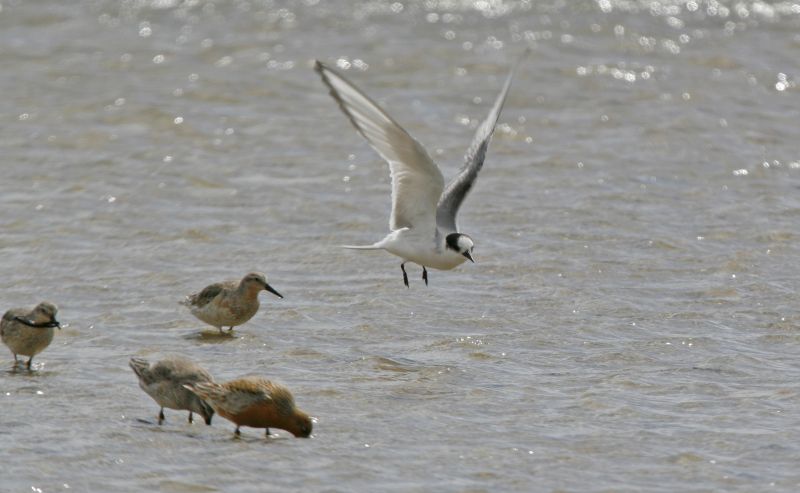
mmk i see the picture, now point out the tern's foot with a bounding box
[422,267,428,286]
[401,263,409,288]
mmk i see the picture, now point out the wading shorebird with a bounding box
[1,301,61,369]
[181,272,283,334]
[184,376,312,438]
[129,355,215,425]
[315,55,523,287]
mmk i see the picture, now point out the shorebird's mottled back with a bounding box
[182,272,283,334]
[129,356,215,425]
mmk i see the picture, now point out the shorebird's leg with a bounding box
[422,267,428,286]
[188,412,194,424]
[401,262,409,288]
[234,426,241,437]
[265,428,271,437]
[26,357,33,369]
[158,408,165,425]
[13,354,18,363]
[217,326,224,335]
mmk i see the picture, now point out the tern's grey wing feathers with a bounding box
[436,56,522,233]
[315,61,444,232]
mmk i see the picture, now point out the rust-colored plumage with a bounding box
[184,376,312,438]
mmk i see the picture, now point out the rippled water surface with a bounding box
[2,0,800,491]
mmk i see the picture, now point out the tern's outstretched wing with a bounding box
[436,55,523,233]
[315,61,444,232]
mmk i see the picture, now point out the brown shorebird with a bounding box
[129,355,215,425]
[1,302,61,369]
[184,376,312,438]
[181,272,283,334]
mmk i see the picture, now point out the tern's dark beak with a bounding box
[463,251,475,263]
[264,283,284,299]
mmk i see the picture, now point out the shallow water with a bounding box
[1,0,800,491]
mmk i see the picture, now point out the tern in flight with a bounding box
[315,55,522,287]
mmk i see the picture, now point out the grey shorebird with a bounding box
[184,376,312,438]
[129,355,215,425]
[315,54,523,287]
[1,301,61,369]
[181,272,283,334]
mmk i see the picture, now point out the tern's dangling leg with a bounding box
[422,267,428,286]
[401,263,409,288]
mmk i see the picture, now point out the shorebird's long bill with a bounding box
[463,251,475,263]
[52,319,61,329]
[264,283,284,299]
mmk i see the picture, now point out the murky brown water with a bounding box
[2,1,800,491]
